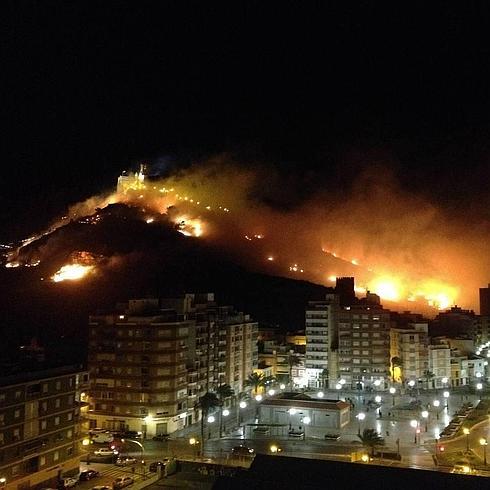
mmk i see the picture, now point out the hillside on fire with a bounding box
[0,202,329,362]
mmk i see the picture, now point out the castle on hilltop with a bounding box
[117,163,148,194]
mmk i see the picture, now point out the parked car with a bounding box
[451,463,475,474]
[92,432,114,444]
[115,456,137,466]
[79,469,100,481]
[61,476,78,488]
[324,434,340,441]
[91,487,111,490]
[288,430,304,438]
[152,434,170,441]
[149,459,170,472]
[112,476,134,488]
[94,448,118,457]
[231,445,255,457]
[120,430,141,439]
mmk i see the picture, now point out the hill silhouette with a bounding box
[0,203,329,363]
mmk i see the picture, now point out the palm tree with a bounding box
[358,428,385,457]
[423,370,435,390]
[246,372,265,395]
[391,357,402,383]
[196,392,219,456]
[216,384,235,437]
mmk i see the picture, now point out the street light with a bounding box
[317,391,324,399]
[443,391,450,408]
[207,415,215,423]
[421,410,429,432]
[335,383,342,400]
[255,394,263,402]
[433,399,440,420]
[375,395,382,404]
[189,437,199,459]
[389,387,396,406]
[357,412,365,436]
[268,389,275,396]
[280,384,286,390]
[463,427,470,452]
[476,383,483,391]
[480,438,488,465]
[410,419,419,444]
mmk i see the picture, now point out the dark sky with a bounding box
[3,2,490,239]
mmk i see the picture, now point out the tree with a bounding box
[391,357,402,383]
[196,392,219,455]
[216,384,235,437]
[358,428,385,457]
[246,372,265,394]
[422,370,435,390]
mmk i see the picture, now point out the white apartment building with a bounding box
[390,323,429,384]
[305,294,339,388]
[428,345,451,388]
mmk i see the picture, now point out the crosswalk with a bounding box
[79,462,150,485]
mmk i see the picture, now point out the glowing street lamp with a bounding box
[375,395,382,404]
[480,437,488,465]
[463,427,470,452]
[443,391,450,408]
[317,391,324,399]
[268,389,275,396]
[189,437,200,459]
[476,383,483,391]
[389,387,396,406]
[239,401,247,409]
[410,419,419,444]
[255,394,263,402]
[335,383,342,400]
[357,412,366,436]
[207,415,215,423]
[421,410,429,432]
[280,384,286,390]
[433,399,440,420]
[222,409,230,417]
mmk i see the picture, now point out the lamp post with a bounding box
[463,427,470,453]
[443,391,450,409]
[238,400,247,435]
[410,419,419,444]
[432,399,440,420]
[389,387,396,407]
[357,412,365,436]
[189,437,199,460]
[480,438,488,465]
[335,383,342,400]
[421,410,429,432]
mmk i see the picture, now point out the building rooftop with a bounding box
[261,392,350,410]
[0,364,85,388]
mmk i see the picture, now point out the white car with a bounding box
[112,476,134,488]
[61,477,78,488]
[94,448,117,457]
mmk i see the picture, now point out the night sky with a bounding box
[3,2,490,239]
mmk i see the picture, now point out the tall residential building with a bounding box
[390,322,429,384]
[428,345,451,388]
[0,365,87,490]
[305,293,339,388]
[87,295,258,437]
[480,284,490,316]
[336,302,391,390]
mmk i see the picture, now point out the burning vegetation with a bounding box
[4,158,488,313]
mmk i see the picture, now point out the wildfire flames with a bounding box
[4,158,488,314]
[51,264,94,282]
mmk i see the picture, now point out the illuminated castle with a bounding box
[117,163,148,194]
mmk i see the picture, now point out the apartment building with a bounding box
[87,295,258,437]
[428,345,451,388]
[88,299,193,436]
[0,365,87,490]
[337,302,391,390]
[390,323,429,384]
[305,293,339,388]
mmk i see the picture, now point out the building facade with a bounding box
[0,365,87,490]
[390,323,429,384]
[305,294,339,388]
[428,345,451,388]
[87,295,258,437]
[258,393,350,438]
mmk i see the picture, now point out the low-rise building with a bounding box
[428,345,451,388]
[257,392,350,438]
